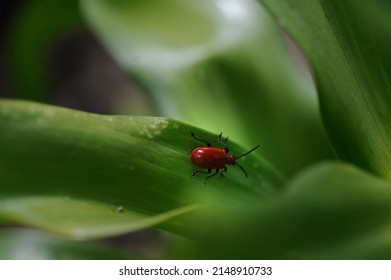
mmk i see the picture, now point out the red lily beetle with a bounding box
[190,132,260,184]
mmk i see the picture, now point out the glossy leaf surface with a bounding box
[0,99,283,239]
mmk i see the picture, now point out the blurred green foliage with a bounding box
[0,228,130,259]
[6,0,83,101]
[80,0,334,176]
[258,0,391,179]
[1,0,391,259]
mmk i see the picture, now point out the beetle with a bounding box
[190,132,260,184]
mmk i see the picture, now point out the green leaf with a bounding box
[0,228,130,259]
[0,196,196,239]
[257,0,391,179]
[186,162,391,259]
[0,99,283,238]
[80,0,335,176]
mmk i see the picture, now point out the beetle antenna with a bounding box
[235,162,248,178]
[235,144,260,160]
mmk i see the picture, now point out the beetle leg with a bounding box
[218,133,229,153]
[192,168,211,177]
[191,132,211,147]
[220,166,228,177]
[204,169,219,184]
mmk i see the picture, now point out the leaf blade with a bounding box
[257,0,391,178]
[0,99,283,238]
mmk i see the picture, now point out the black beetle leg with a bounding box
[218,132,229,152]
[192,168,211,178]
[220,166,228,177]
[191,132,211,147]
[204,169,219,184]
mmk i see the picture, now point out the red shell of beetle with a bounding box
[190,147,235,169]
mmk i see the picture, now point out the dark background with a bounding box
[0,0,152,115]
